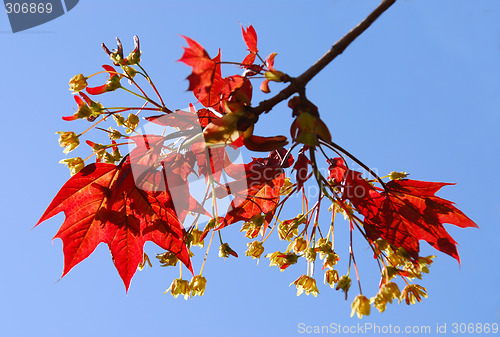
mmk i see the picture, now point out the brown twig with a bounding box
[251,0,397,116]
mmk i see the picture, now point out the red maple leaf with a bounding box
[370,180,478,262]
[217,149,292,229]
[241,25,258,66]
[179,36,225,110]
[242,25,258,53]
[36,159,193,291]
[328,158,478,262]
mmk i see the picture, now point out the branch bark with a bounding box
[252,0,397,116]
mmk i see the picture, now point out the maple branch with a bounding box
[251,0,397,116]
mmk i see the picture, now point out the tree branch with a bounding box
[252,0,397,116]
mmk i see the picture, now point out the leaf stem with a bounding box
[250,0,396,116]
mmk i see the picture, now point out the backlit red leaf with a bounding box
[241,25,258,53]
[217,149,292,229]
[328,158,477,262]
[36,159,192,291]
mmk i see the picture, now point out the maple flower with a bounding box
[280,177,294,195]
[305,247,317,262]
[59,157,85,175]
[324,269,339,288]
[190,275,207,297]
[245,241,264,260]
[102,37,125,65]
[287,237,307,254]
[111,113,138,134]
[266,251,298,271]
[240,222,263,239]
[63,95,91,121]
[122,65,137,79]
[102,36,141,66]
[290,275,319,297]
[189,229,205,248]
[63,93,104,121]
[86,141,112,162]
[400,284,427,305]
[125,36,141,65]
[371,282,401,313]
[315,238,333,260]
[156,252,179,267]
[86,65,121,95]
[335,275,352,298]
[219,243,238,258]
[240,214,264,239]
[351,295,371,318]
[107,128,123,141]
[383,282,401,303]
[323,252,340,269]
[69,74,87,93]
[278,214,305,241]
[125,113,139,133]
[56,131,80,154]
[417,255,435,274]
[165,278,191,300]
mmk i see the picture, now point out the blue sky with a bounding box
[1,1,499,336]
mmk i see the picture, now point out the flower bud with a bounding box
[388,171,409,180]
[264,70,286,82]
[69,74,87,93]
[289,96,331,146]
[290,275,319,297]
[351,295,371,318]
[56,131,80,154]
[190,275,207,297]
[59,157,85,175]
[245,241,264,260]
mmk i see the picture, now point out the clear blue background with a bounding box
[1,1,499,336]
